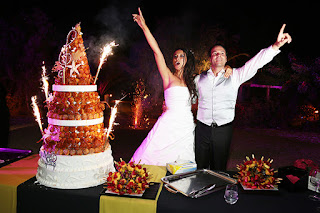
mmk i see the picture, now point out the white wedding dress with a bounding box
[131,86,195,166]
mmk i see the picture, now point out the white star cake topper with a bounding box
[67,59,84,77]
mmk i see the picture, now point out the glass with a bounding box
[224,184,238,204]
[309,170,320,201]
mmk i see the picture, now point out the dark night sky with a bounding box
[2,0,319,59]
[1,0,319,122]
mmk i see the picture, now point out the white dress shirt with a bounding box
[195,45,280,126]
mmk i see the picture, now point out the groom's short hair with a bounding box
[208,43,228,58]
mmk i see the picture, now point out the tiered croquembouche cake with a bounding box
[36,23,115,189]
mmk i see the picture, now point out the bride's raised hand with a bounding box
[132,7,171,87]
[224,65,233,78]
[132,8,146,30]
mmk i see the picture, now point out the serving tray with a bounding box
[161,169,237,198]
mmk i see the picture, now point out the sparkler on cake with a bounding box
[31,96,43,136]
[94,41,118,84]
[105,94,127,140]
[41,62,49,100]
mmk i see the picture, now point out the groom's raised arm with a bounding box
[232,45,280,85]
[232,24,292,86]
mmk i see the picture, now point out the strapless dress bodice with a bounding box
[164,86,191,111]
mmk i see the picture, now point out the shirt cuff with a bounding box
[268,44,281,55]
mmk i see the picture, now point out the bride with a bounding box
[130,8,231,166]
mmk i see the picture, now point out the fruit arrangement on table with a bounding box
[235,154,282,190]
[104,159,150,195]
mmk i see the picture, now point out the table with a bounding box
[16,162,166,213]
[0,154,39,213]
[0,148,32,168]
[1,156,319,213]
[99,165,166,213]
[17,176,102,213]
[158,182,319,213]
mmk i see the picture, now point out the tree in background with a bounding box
[279,54,320,128]
[0,8,57,115]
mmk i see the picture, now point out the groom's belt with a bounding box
[197,120,233,128]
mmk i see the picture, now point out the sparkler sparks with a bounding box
[133,99,142,128]
[105,100,120,140]
[105,94,127,141]
[94,41,119,84]
[41,61,49,100]
[131,80,150,129]
[31,96,43,135]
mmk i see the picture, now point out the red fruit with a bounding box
[120,178,126,185]
[109,186,115,192]
[133,170,137,175]
[117,184,123,190]
[107,176,112,182]
[246,182,252,187]
[142,183,148,190]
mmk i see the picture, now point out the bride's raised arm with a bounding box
[132,8,172,88]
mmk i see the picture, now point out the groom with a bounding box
[195,24,292,171]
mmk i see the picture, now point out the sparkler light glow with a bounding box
[31,96,44,135]
[105,94,127,141]
[105,100,120,140]
[94,41,119,84]
[41,61,49,100]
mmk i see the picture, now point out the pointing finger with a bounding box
[278,24,286,41]
[279,24,286,35]
[138,7,143,17]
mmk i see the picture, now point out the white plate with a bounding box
[241,183,278,191]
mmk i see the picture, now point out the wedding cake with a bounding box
[36,23,115,189]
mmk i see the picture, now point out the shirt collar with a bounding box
[208,68,225,77]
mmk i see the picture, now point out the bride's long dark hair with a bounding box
[173,48,197,101]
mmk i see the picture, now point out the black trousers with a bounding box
[195,120,233,171]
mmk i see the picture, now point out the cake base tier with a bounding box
[36,146,115,189]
